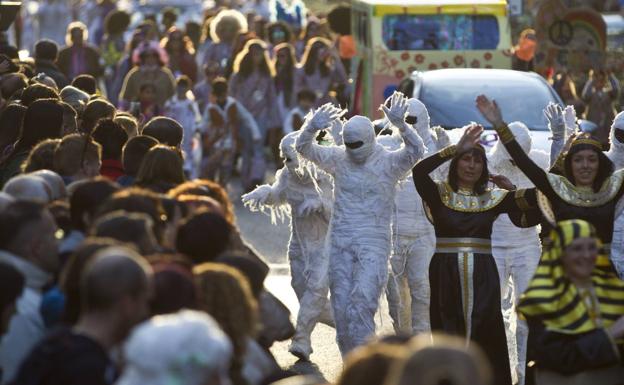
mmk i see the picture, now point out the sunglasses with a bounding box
[345,141,364,149]
[405,115,418,125]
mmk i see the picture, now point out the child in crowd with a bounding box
[201,77,261,188]
[283,89,316,134]
[165,75,202,179]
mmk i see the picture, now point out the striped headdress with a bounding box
[518,220,624,337]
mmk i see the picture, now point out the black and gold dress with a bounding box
[494,126,624,251]
[412,145,538,385]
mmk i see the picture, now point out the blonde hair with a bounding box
[337,343,407,385]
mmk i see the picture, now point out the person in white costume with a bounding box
[242,131,333,361]
[378,98,439,335]
[488,121,549,385]
[295,93,425,355]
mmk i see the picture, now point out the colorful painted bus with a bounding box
[351,0,513,118]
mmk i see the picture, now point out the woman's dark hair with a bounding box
[176,211,231,264]
[80,99,116,134]
[147,253,196,315]
[72,75,98,95]
[135,145,186,190]
[21,138,61,173]
[266,21,292,45]
[564,143,614,192]
[122,135,159,177]
[233,39,273,78]
[70,177,121,232]
[91,118,128,160]
[0,103,26,150]
[2,99,64,167]
[273,43,296,108]
[447,148,489,195]
[301,37,332,77]
[163,27,195,55]
[104,10,131,36]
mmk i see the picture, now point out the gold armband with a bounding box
[439,145,457,159]
[495,123,514,144]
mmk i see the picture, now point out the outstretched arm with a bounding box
[382,92,426,177]
[242,168,289,208]
[476,95,558,200]
[295,104,344,175]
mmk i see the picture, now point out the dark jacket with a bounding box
[57,44,103,80]
[34,60,70,89]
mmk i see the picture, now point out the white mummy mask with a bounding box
[342,116,376,164]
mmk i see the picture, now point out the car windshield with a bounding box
[420,73,558,131]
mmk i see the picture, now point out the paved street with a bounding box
[231,178,394,382]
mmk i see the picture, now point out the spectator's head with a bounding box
[20,83,59,106]
[97,187,167,242]
[162,7,179,29]
[175,195,224,218]
[185,20,201,47]
[134,40,168,67]
[176,211,231,264]
[138,83,157,104]
[59,237,124,324]
[92,118,128,161]
[13,99,64,155]
[72,74,98,95]
[29,169,66,201]
[0,103,26,148]
[121,135,159,177]
[176,75,192,97]
[2,174,51,203]
[60,101,78,135]
[0,262,24,334]
[114,113,139,138]
[217,255,267,299]
[34,39,59,62]
[273,42,296,72]
[384,334,492,385]
[168,179,234,224]
[53,133,102,180]
[194,262,257,381]
[163,27,195,56]
[66,21,88,47]
[117,310,232,385]
[91,211,160,256]
[60,85,90,117]
[210,9,247,44]
[0,201,59,274]
[147,254,196,315]
[135,145,185,191]
[233,39,273,77]
[104,10,131,37]
[301,37,333,76]
[211,77,228,104]
[30,73,59,90]
[0,72,28,100]
[21,138,61,173]
[338,343,407,385]
[69,177,120,232]
[296,89,316,111]
[80,99,116,134]
[80,246,153,344]
[266,22,292,46]
[141,117,183,147]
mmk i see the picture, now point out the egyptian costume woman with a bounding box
[412,124,539,385]
[518,219,624,384]
[476,95,624,254]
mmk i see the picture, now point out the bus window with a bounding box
[382,14,499,51]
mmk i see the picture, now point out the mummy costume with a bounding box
[242,132,333,360]
[295,95,425,355]
[605,112,624,278]
[379,98,438,335]
[489,122,549,385]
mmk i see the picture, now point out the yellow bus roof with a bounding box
[355,0,508,17]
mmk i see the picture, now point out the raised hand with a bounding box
[242,185,272,207]
[544,102,565,138]
[308,103,344,132]
[476,95,504,127]
[381,91,409,131]
[490,174,515,190]
[432,126,451,148]
[456,123,484,153]
[563,105,577,136]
